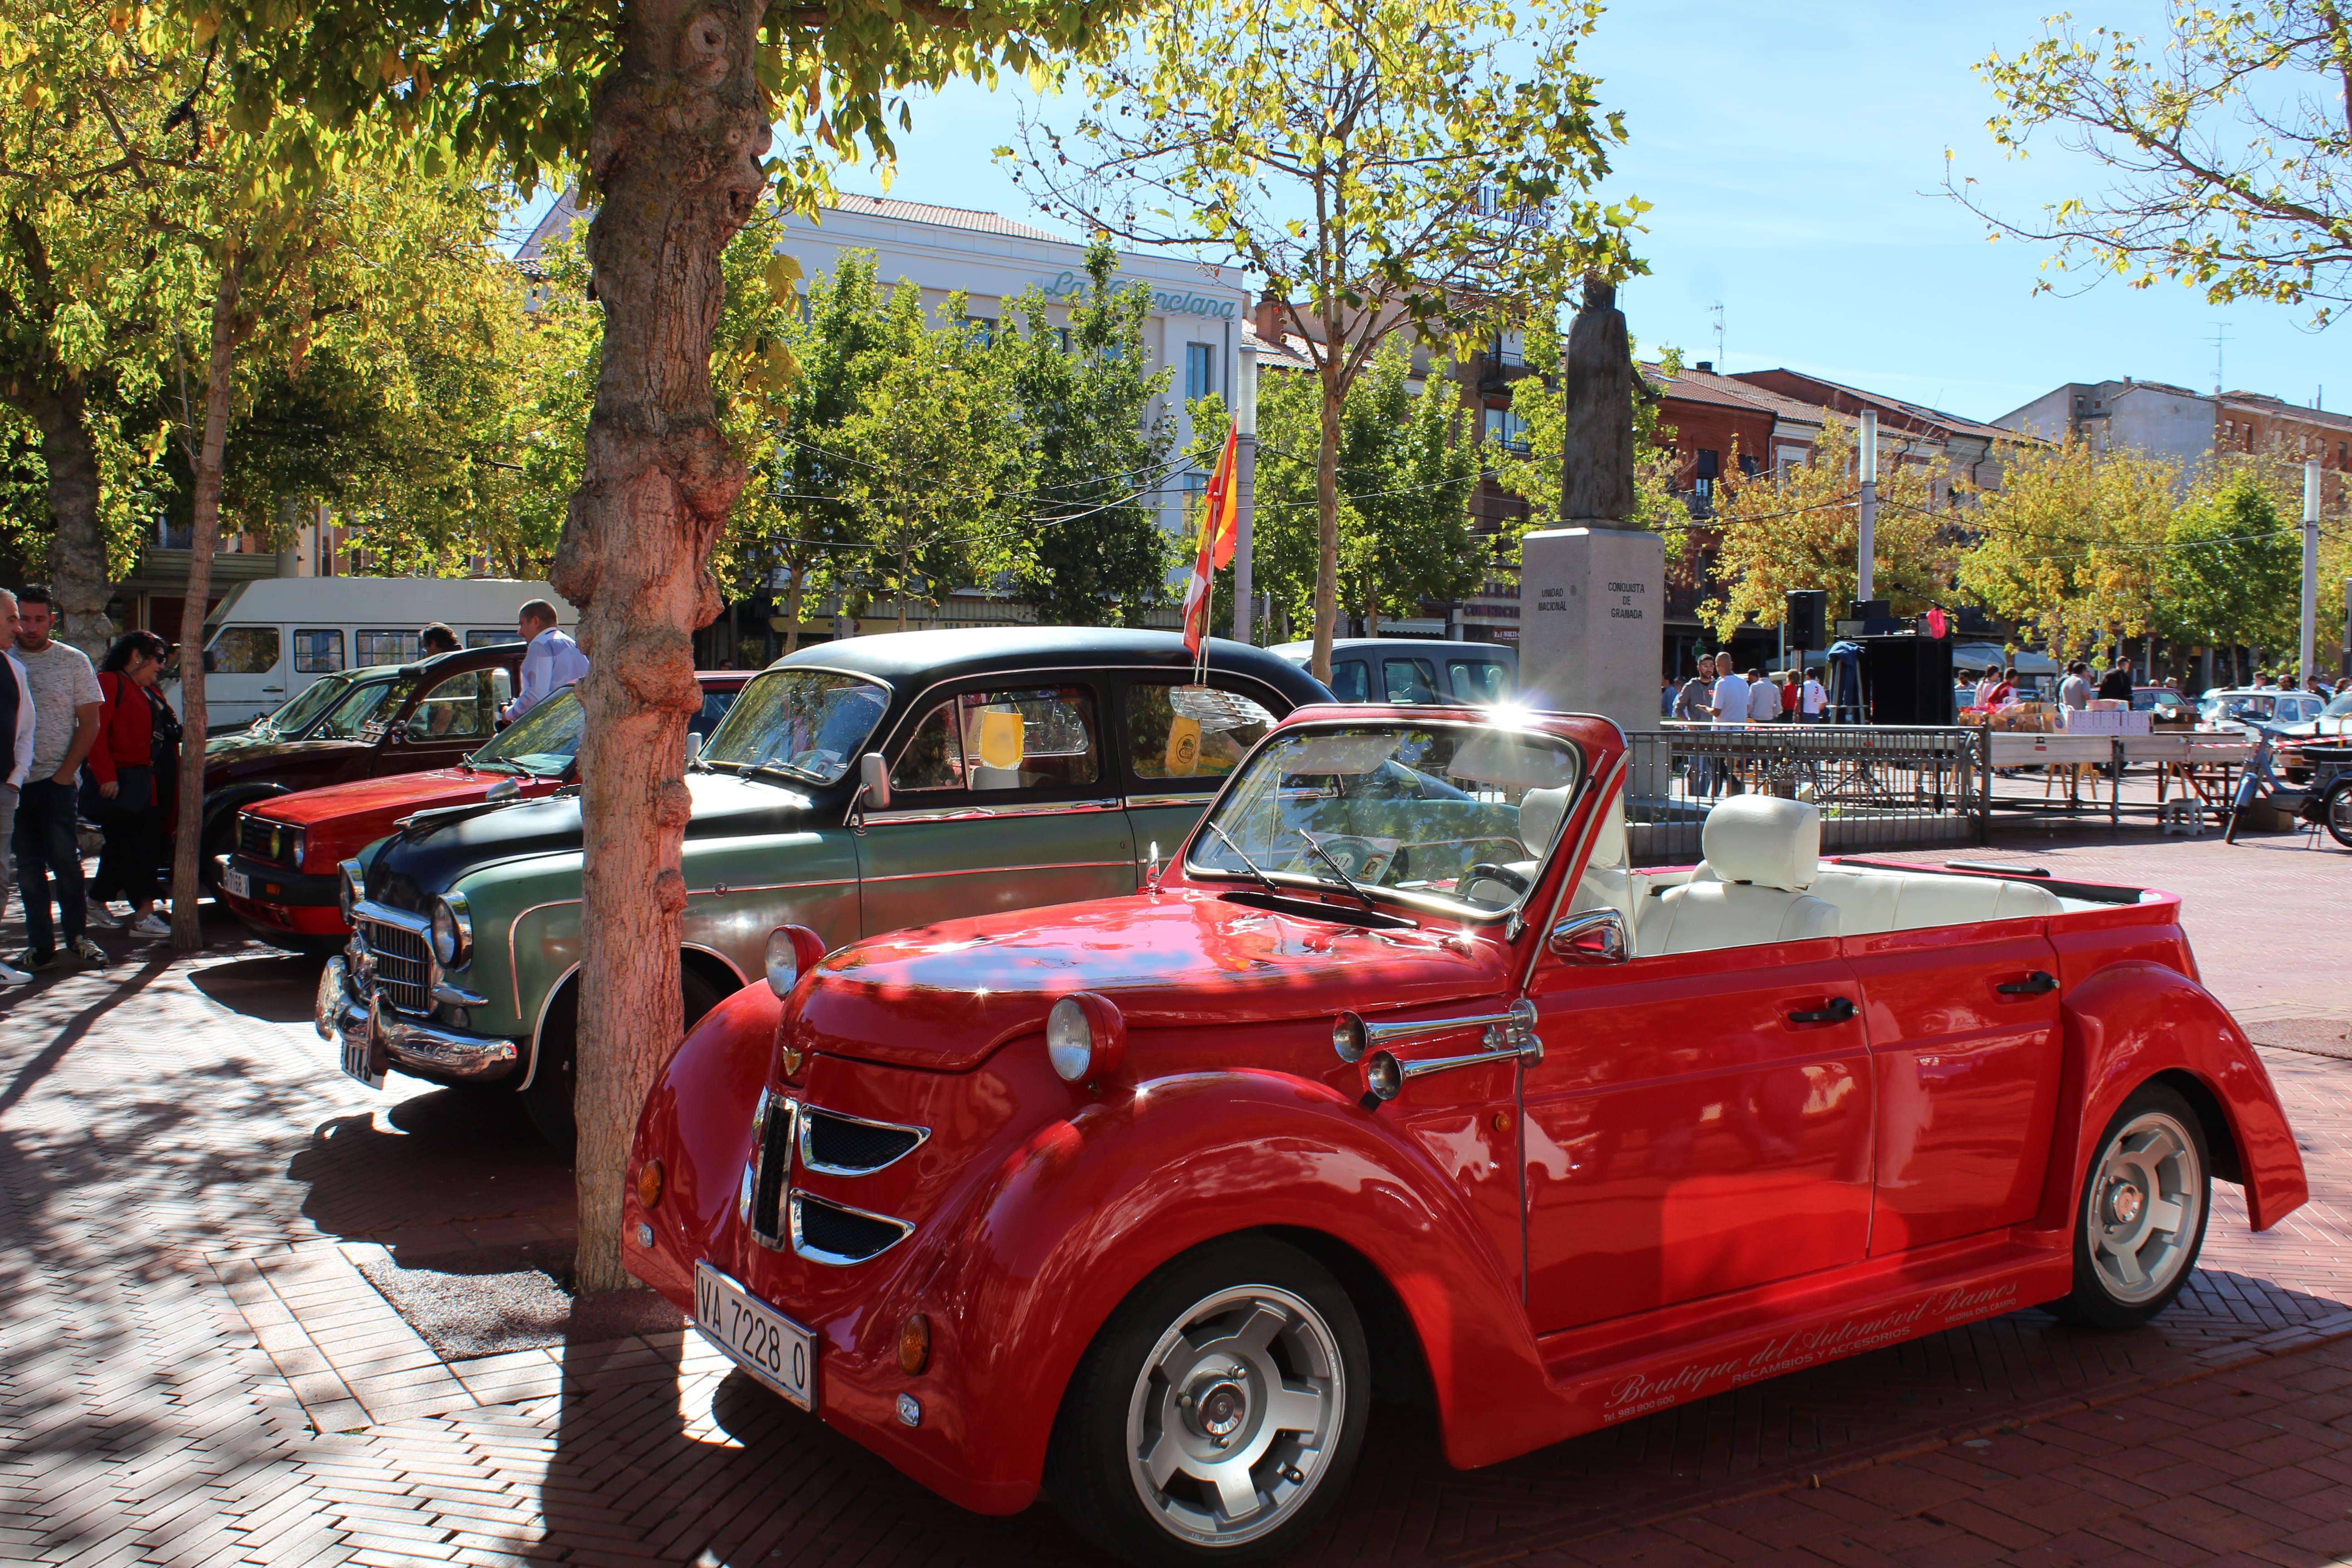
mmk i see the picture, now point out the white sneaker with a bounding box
[131,913,172,939]
[84,904,125,929]
[0,960,30,987]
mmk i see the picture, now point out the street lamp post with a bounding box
[2301,460,2320,686]
[1233,343,1259,644]
[1857,409,1878,608]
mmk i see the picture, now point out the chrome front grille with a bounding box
[799,1107,926,1175]
[742,1093,922,1265]
[354,915,432,1014]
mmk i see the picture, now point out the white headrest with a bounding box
[1519,786,1572,854]
[1699,795,1821,892]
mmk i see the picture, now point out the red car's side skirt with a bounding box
[1505,1232,2076,1460]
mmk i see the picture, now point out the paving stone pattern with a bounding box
[1,829,2348,1567]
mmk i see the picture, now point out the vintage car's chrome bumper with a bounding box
[316,951,520,1084]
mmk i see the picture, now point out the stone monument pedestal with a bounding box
[1518,527,1664,732]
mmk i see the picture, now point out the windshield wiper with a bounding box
[1202,821,1283,897]
[470,760,524,776]
[1296,830,1378,911]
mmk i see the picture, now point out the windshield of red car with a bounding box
[1189,722,1583,918]
[469,688,585,776]
[699,668,890,785]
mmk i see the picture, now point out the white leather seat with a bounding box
[1461,784,1575,908]
[1805,867,2063,934]
[1637,796,1839,956]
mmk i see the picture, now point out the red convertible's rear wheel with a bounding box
[2049,1083,2210,1330]
[1049,1237,1368,1566]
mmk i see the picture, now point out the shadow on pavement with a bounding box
[189,952,326,1024]
[290,1086,576,1262]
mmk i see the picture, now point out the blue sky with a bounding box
[524,0,2341,425]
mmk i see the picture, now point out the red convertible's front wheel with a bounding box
[2051,1083,2211,1330]
[1049,1237,1368,1566]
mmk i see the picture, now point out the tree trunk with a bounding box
[782,564,804,654]
[558,0,768,1294]
[1312,368,1342,685]
[32,384,115,662]
[170,257,243,950]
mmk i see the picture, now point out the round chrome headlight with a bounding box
[1046,992,1127,1086]
[764,924,827,998]
[338,860,362,923]
[429,894,471,966]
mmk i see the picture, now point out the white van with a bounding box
[172,578,579,732]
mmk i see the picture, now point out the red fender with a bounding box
[627,981,783,1303]
[884,1065,1551,1507]
[2053,962,2307,1232]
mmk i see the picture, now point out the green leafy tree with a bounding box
[1000,237,1174,626]
[1012,0,1645,680]
[1955,437,2180,657]
[2162,470,2302,657]
[1191,346,1480,634]
[177,0,1140,1290]
[1951,3,2352,325]
[837,284,1028,629]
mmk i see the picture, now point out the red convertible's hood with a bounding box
[246,769,560,856]
[791,887,1516,1072]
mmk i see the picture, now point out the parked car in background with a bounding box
[2198,687,2327,736]
[2269,689,2352,782]
[1270,637,1515,706]
[625,706,2305,1566]
[2130,686,2194,722]
[192,642,527,887]
[318,629,1330,1147]
[167,577,576,732]
[222,673,748,949]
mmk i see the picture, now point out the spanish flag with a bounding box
[1181,419,1241,657]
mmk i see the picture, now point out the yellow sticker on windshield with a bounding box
[977,710,1026,771]
[1164,715,1202,777]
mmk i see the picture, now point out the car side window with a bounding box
[1126,681,1277,786]
[1328,661,1368,703]
[407,670,505,740]
[1383,657,1438,704]
[1448,659,1509,703]
[891,685,1100,794]
[207,627,280,676]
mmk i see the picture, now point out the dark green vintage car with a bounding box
[319,628,1328,1142]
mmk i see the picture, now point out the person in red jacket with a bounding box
[85,630,177,939]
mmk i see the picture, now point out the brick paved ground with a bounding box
[0,820,2347,1568]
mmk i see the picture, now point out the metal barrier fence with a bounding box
[1622,725,1989,866]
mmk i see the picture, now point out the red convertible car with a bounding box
[221,673,746,948]
[624,706,2306,1567]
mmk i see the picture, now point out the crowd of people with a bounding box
[3,588,588,990]
[1661,653,1827,725]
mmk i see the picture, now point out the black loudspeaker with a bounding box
[1858,634,1955,725]
[1785,589,1827,652]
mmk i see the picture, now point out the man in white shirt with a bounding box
[503,598,589,724]
[2057,661,2093,710]
[1711,657,1751,729]
[1746,668,1779,723]
[1801,671,1828,718]
[1,588,36,986]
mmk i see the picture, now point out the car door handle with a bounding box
[1787,997,1857,1024]
[1996,970,2058,996]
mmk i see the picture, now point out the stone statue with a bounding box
[1558,274,1637,529]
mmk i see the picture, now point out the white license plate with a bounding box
[695,1260,814,1410]
[221,866,250,899]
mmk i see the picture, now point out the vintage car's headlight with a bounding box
[764,924,827,998]
[1046,992,1127,1085]
[338,860,362,922]
[429,893,471,966]
[285,826,308,870]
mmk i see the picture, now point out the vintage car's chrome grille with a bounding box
[748,1094,795,1250]
[237,812,297,867]
[799,1107,926,1175]
[789,1193,914,1266]
[354,916,432,1014]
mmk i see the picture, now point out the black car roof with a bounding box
[395,642,528,681]
[771,627,1329,705]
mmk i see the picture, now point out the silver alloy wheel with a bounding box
[1124,1284,1345,1549]
[2086,1109,2204,1304]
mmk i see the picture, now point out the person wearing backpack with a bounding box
[84,631,180,940]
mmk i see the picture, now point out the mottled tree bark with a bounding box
[32,387,114,662]
[558,0,768,1293]
[170,257,242,951]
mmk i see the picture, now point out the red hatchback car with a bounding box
[627,704,2305,1567]
[221,673,747,949]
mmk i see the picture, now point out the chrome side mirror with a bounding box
[684,730,703,768]
[484,778,522,804]
[858,752,891,812]
[1548,907,1629,965]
